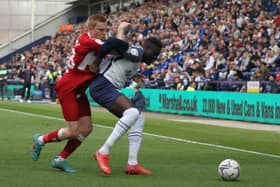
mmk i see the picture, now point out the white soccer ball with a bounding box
[218,159,240,181]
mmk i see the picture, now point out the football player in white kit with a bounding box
[89,37,162,175]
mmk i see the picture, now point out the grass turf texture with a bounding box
[0,101,280,187]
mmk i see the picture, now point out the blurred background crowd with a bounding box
[1,0,280,101]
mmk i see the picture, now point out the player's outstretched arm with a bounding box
[116,22,131,40]
[89,37,129,73]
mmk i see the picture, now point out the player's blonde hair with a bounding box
[86,14,107,29]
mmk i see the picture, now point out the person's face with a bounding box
[89,21,108,40]
[143,44,161,65]
[146,50,160,64]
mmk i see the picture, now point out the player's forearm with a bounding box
[116,28,125,40]
[116,22,131,40]
[96,37,129,60]
[91,37,129,73]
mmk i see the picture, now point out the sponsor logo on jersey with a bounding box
[130,48,139,56]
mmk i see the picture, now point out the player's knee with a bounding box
[123,107,140,125]
[123,107,140,118]
[133,114,145,129]
[88,124,93,133]
[68,126,80,138]
[80,124,93,136]
[129,114,144,137]
[77,116,93,136]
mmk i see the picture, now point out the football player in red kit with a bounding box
[31,15,129,173]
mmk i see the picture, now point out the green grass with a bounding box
[0,101,280,187]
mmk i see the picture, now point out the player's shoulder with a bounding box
[126,45,143,58]
[129,45,143,52]
[78,33,89,40]
[78,33,103,45]
[120,44,143,63]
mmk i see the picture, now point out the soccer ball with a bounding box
[218,159,240,181]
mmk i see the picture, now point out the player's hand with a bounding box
[89,58,101,74]
[89,63,100,74]
[119,21,131,30]
[118,22,131,35]
[133,73,145,81]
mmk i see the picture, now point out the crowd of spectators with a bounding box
[2,0,280,99]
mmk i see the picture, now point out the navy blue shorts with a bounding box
[89,74,122,110]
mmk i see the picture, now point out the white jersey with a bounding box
[100,45,144,89]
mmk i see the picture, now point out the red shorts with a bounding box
[55,69,97,121]
[59,92,91,122]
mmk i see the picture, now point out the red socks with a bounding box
[43,129,61,143]
[42,129,83,159]
[59,139,82,159]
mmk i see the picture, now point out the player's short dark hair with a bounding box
[145,37,162,50]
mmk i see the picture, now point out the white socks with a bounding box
[38,136,44,145]
[77,134,85,142]
[128,114,144,165]
[99,108,140,155]
[54,156,65,161]
[58,128,64,140]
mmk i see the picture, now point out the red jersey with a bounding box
[56,33,103,98]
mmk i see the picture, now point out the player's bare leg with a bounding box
[32,121,80,161]
[52,116,93,173]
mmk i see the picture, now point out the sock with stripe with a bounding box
[59,134,85,159]
[39,128,64,144]
[128,114,144,165]
[99,108,140,155]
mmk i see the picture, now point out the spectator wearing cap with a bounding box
[263,48,278,68]
[262,74,279,93]
[0,64,8,100]
[130,74,146,112]
[46,65,58,102]
[205,67,219,90]
[164,68,175,89]
[204,51,215,72]
[20,65,34,103]
[4,0,280,93]
[187,81,196,91]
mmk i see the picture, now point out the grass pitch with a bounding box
[0,101,280,187]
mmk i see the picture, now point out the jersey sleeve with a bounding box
[123,46,143,63]
[95,37,129,59]
[69,34,103,70]
[78,34,103,52]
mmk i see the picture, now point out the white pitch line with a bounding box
[1,108,280,159]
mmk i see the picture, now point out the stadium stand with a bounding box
[1,0,280,99]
